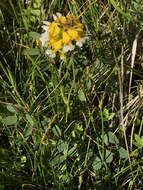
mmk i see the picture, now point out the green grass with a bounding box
[0,0,143,189]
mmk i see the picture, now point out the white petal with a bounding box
[56,12,62,18]
[53,14,57,21]
[63,45,75,53]
[45,49,56,58]
[39,31,49,47]
[42,25,49,31]
[43,21,51,25]
[60,56,65,60]
[81,37,89,43]
[76,41,83,47]
[76,37,89,47]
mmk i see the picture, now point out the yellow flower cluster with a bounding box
[40,13,88,59]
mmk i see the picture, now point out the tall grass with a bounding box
[0,0,143,189]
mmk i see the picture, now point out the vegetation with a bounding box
[0,0,143,189]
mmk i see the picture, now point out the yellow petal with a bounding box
[62,32,72,45]
[52,40,62,52]
[66,14,73,22]
[60,51,66,60]
[49,22,60,38]
[67,29,80,41]
[75,27,83,36]
[48,38,56,46]
[60,16,66,23]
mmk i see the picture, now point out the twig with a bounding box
[41,114,57,144]
[0,100,29,111]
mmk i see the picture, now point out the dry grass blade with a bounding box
[128,29,141,98]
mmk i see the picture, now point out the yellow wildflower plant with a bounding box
[40,12,88,59]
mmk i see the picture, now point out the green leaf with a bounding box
[57,140,67,153]
[92,156,102,170]
[21,155,27,164]
[134,134,143,148]
[87,79,91,89]
[0,148,10,160]
[78,89,86,101]
[29,32,41,40]
[119,147,128,159]
[108,131,119,144]
[26,48,40,55]
[105,149,113,163]
[103,108,115,121]
[33,1,41,8]
[24,128,33,138]
[108,113,115,120]
[3,115,17,125]
[30,16,36,23]
[0,115,2,122]
[86,148,93,158]
[103,108,109,120]
[74,124,83,136]
[75,124,83,132]
[26,114,34,126]
[30,9,41,16]
[109,0,130,18]
[133,2,140,10]
[68,145,77,157]
[6,105,17,113]
[52,125,61,137]
[60,173,72,183]
[104,133,109,145]
[50,155,65,167]
[0,185,5,189]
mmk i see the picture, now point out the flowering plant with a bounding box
[40,13,88,60]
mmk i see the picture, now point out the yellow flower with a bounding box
[40,13,88,60]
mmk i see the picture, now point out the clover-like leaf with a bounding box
[3,115,17,125]
[134,134,143,148]
[78,89,86,102]
[108,131,119,144]
[119,147,128,159]
[105,149,113,163]
[92,156,102,170]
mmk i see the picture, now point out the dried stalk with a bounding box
[128,29,141,97]
[120,19,133,174]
